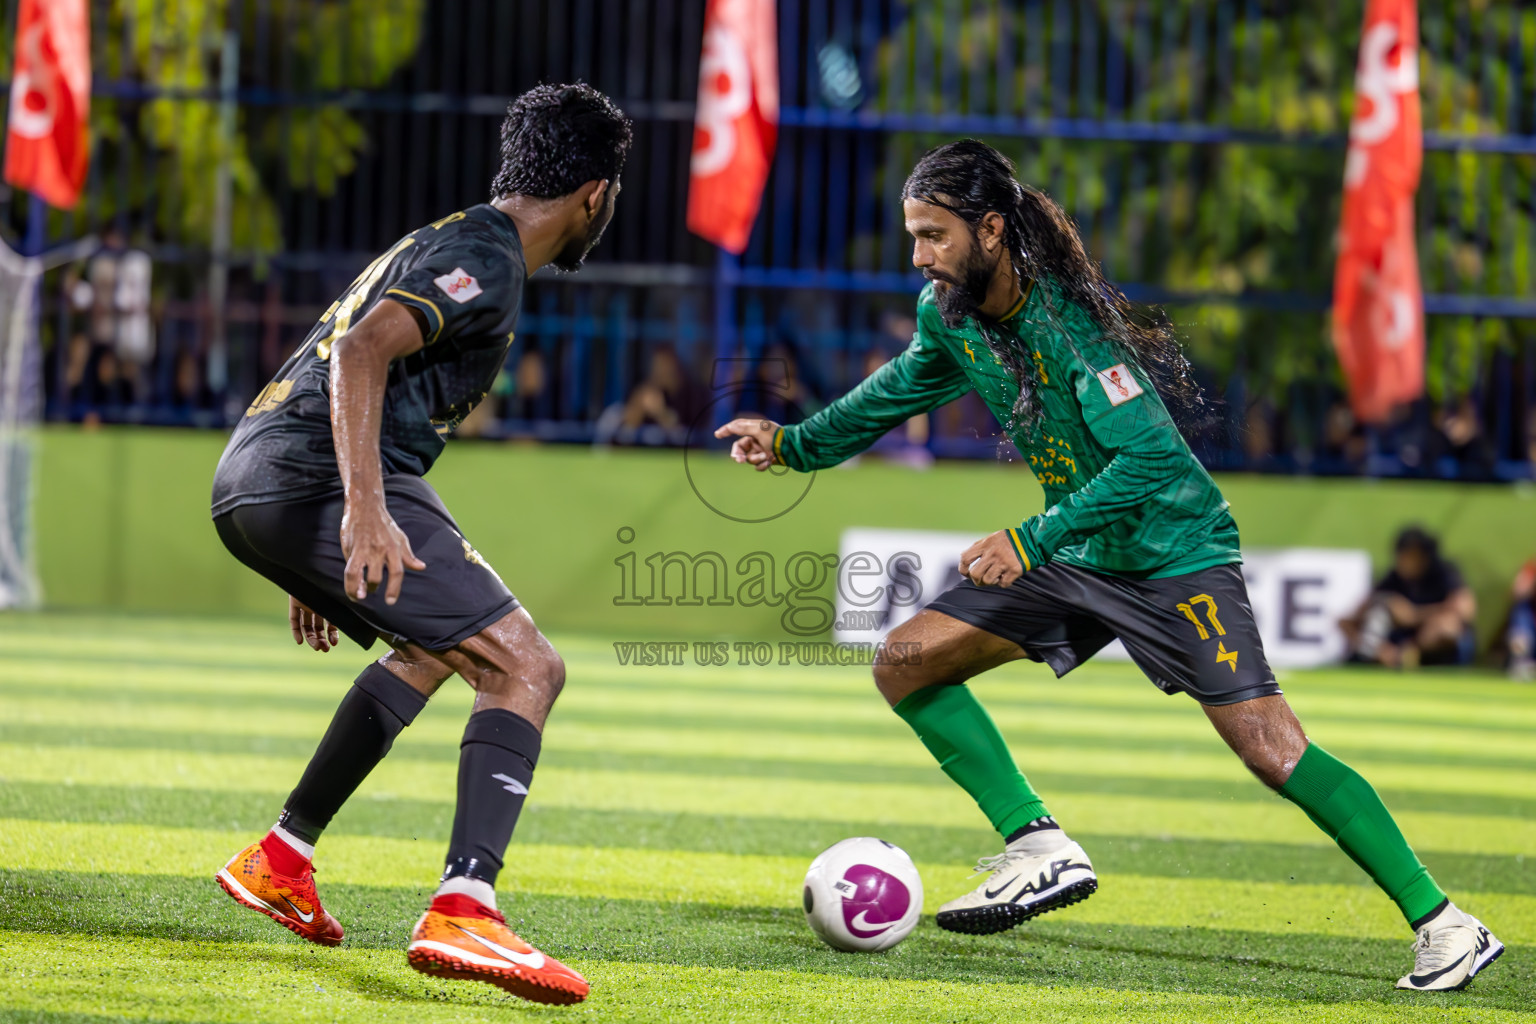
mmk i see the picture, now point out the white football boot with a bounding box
[1396,904,1504,991]
[935,829,1097,935]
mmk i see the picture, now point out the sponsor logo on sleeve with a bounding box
[1096,363,1144,406]
[433,267,483,304]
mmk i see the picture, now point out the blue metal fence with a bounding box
[4,0,1535,479]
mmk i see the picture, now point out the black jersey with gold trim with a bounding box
[211,205,525,516]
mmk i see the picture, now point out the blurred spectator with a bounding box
[65,228,155,405]
[1320,396,1368,469]
[1431,395,1496,480]
[504,348,548,422]
[1341,526,1477,668]
[1504,558,1536,682]
[1243,398,1277,468]
[594,344,708,446]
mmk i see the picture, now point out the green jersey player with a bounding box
[717,140,1501,992]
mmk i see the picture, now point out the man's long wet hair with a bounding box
[901,139,1201,432]
[492,83,633,200]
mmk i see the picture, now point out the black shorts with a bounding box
[213,475,519,651]
[926,562,1279,706]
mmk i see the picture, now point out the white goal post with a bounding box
[0,234,95,609]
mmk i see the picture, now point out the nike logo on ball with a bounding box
[847,910,895,935]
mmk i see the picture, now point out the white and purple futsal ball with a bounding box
[802,837,923,952]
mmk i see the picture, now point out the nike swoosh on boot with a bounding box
[1407,952,1474,987]
[451,923,547,969]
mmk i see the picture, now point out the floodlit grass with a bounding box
[0,612,1531,1023]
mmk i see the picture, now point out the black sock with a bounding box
[441,708,542,886]
[279,663,429,844]
[1005,815,1061,845]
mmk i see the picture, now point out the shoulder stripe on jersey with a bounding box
[385,288,446,344]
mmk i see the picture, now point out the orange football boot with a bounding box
[407,894,589,1004]
[215,837,344,947]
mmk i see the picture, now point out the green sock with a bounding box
[1280,743,1447,927]
[893,683,1049,839]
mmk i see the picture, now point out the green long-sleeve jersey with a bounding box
[774,279,1240,578]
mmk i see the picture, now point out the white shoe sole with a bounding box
[935,875,1098,935]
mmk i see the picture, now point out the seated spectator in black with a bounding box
[1504,558,1535,682]
[594,344,707,446]
[504,348,548,422]
[1431,395,1497,480]
[1341,527,1477,668]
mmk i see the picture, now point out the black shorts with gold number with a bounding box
[926,562,1279,706]
[213,474,518,651]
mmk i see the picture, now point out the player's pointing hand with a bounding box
[714,418,782,472]
[340,502,427,605]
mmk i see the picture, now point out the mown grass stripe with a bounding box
[9,660,1536,752]
[2,874,1532,1015]
[16,689,1536,787]
[7,639,1535,738]
[2,611,1526,691]
[2,746,1529,857]
[4,928,1530,1024]
[2,782,1529,896]
[3,820,1533,946]
[4,629,1525,712]
[8,679,1535,774]
[8,709,1536,784]
[4,723,1534,820]
[6,621,1531,724]
[12,672,1536,752]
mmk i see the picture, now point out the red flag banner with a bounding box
[4,0,90,210]
[1331,0,1423,423]
[686,0,777,254]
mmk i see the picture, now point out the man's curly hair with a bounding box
[491,83,633,200]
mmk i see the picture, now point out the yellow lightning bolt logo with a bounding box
[1216,642,1239,673]
[963,339,976,363]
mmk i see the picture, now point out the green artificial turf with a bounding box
[0,612,1531,1023]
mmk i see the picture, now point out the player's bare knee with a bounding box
[461,644,564,708]
[1242,752,1290,790]
[379,649,453,696]
[505,633,566,703]
[872,660,934,708]
[1233,730,1307,790]
[533,646,567,703]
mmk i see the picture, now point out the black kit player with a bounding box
[208,84,629,1005]
[718,141,1502,992]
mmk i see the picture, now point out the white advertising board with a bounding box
[833,528,1372,669]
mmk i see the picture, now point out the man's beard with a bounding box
[927,244,998,329]
[551,192,617,273]
[550,220,606,273]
